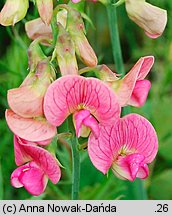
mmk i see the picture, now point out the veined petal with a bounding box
[88,114,158,176]
[5,109,56,142]
[8,86,44,118]
[44,75,120,127]
[21,144,61,184]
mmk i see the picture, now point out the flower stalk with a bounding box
[106,0,125,76]
[68,116,80,200]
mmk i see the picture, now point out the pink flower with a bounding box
[44,75,121,138]
[11,135,61,196]
[88,114,158,181]
[87,56,154,107]
[5,110,56,142]
[6,58,56,142]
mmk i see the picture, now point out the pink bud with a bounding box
[66,7,98,67]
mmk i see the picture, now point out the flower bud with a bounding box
[36,0,53,25]
[125,0,167,38]
[66,7,98,67]
[0,0,29,26]
[56,23,78,76]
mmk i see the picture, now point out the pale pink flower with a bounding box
[11,135,61,196]
[6,55,57,142]
[125,0,167,38]
[0,0,29,26]
[44,75,120,138]
[7,59,55,118]
[88,114,158,181]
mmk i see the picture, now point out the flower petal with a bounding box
[14,135,32,166]
[44,75,120,127]
[114,56,154,106]
[11,162,48,196]
[128,80,151,107]
[8,86,44,118]
[5,109,56,142]
[21,144,61,184]
[112,153,149,181]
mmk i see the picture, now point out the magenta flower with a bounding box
[88,114,158,181]
[11,135,61,196]
[44,75,121,137]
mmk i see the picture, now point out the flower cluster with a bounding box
[1,0,164,196]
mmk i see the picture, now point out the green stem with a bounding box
[106,0,147,200]
[68,116,80,200]
[106,0,125,76]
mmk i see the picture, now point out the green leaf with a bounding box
[149,170,172,199]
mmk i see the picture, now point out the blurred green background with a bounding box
[0,0,172,200]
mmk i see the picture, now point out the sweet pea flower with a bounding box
[36,0,53,25]
[80,56,154,107]
[0,0,29,26]
[11,135,61,196]
[7,59,55,118]
[125,0,167,38]
[88,114,158,181]
[44,75,120,138]
[6,43,57,142]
